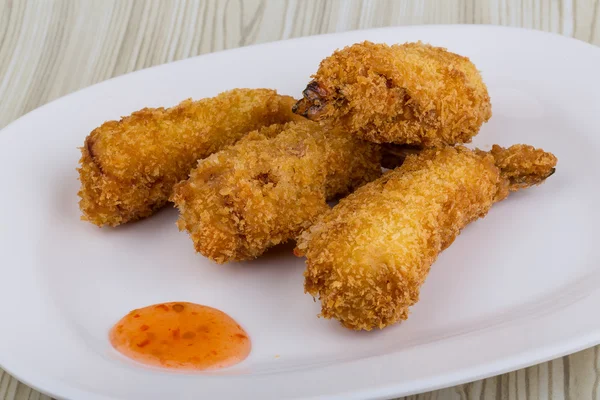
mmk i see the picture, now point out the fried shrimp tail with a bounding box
[171,120,385,264]
[295,144,557,330]
[486,144,557,191]
[293,41,492,147]
[78,89,301,227]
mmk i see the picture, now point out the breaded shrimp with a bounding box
[295,145,557,330]
[171,120,384,264]
[78,89,301,227]
[293,41,492,147]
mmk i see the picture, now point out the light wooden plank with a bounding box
[0,1,598,399]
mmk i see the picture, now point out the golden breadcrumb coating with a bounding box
[293,41,492,147]
[296,145,557,330]
[171,120,383,264]
[78,89,301,227]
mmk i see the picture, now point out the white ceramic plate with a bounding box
[1,25,599,400]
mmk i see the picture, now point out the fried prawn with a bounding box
[294,41,492,147]
[171,120,384,264]
[295,144,557,330]
[78,89,300,227]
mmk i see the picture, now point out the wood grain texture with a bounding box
[0,1,598,399]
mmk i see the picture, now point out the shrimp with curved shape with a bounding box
[294,41,492,147]
[295,144,557,331]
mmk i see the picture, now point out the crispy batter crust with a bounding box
[171,120,383,263]
[294,41,492,147]
[78,89,301,227]
[296,145,557,330]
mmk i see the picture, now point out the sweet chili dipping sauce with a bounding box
[109,302,250,370]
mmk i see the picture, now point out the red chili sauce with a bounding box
[109,302,250,370]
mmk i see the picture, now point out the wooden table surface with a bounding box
[1,1,599,399]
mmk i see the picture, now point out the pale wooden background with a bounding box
[0,0,599,399]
